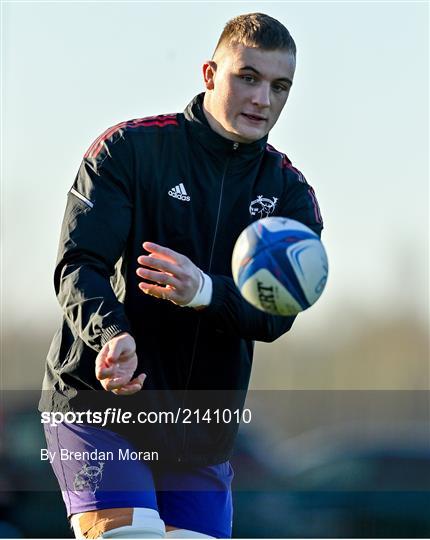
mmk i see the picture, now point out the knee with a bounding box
[71,507,165,539]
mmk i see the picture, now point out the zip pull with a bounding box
[232,142,239,150]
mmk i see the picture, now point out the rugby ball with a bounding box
[231,217,328,316]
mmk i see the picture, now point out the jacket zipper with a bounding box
[177,141,239,462]
[207,141,239,272]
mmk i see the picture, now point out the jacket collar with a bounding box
[184,93,268,158]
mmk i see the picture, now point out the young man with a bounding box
[40,13,323,539]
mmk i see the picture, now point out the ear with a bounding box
[202,61,217,90]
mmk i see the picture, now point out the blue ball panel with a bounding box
[238,244,310,310]
[249,222,317,262]
[269,245,311,309]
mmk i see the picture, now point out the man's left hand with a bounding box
[136,242,202,306]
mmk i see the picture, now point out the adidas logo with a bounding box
[168,183,190,202]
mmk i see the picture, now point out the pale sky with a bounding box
[2,1,429,335]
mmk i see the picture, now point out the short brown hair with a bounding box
[213,13,296,58]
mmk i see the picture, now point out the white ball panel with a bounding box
[231,229,251,284]
[241,268,303,316]
[286,239,329,305]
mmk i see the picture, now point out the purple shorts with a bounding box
[44,423,233,538]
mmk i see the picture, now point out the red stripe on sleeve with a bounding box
[307,186,323,224]
[84,115,178,159]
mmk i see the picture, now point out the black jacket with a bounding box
[39,93,323,465]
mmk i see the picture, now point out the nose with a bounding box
[252,82,271,108]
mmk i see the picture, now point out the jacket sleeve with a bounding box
[200,167,324,343]
[201,275,296,342]
[54,129,134,352]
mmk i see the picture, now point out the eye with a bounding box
[240,75,256,84]
[272,83,289,94]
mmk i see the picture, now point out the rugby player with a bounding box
[41,13,323,538]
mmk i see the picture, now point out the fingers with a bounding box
[138,242,200,305]
[106,339,135,365]
[101,370,146,393]
[138,281,177,302]
[95,333,144,395]
[136,266,180,289]
[103,374,134,391]
[110,373,146,396]
[97,351,135,381]
[106,349,135,368]
[95,344,119,380]
[136,245,183,297]
[137,254,177,274]
[95,344,110,378]
[96,364,115,380]
[142,242,184,264]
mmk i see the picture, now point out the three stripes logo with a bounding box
[168,183,190,202]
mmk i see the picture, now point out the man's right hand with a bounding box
[95,332,146,395]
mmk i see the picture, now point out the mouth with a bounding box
[241,113,267,124]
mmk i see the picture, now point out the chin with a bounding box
[235,129,266,143]
[234,122,268,143]
[223,121,267,143]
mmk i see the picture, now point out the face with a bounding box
[203,43,296,143]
